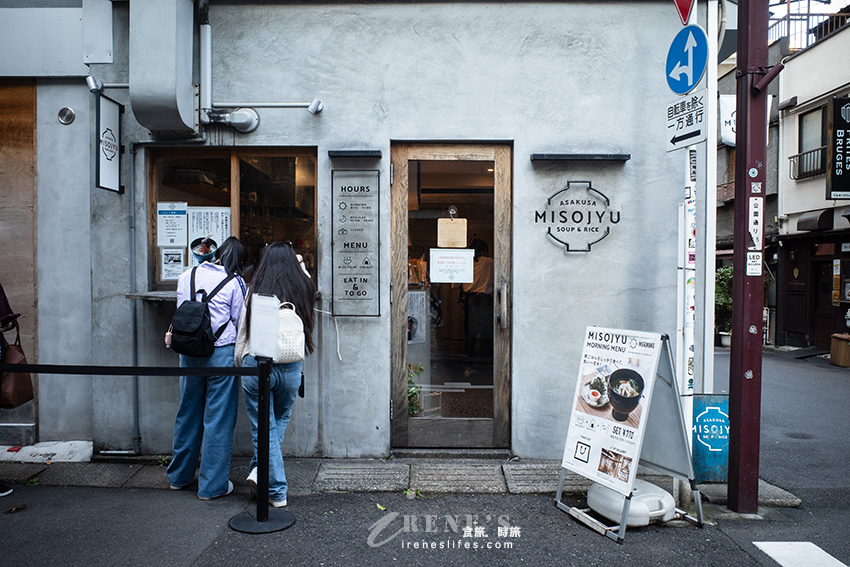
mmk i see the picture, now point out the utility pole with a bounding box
[729,0,782,513]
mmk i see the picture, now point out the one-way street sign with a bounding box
[666,25,708,95]
[667,88,706,152]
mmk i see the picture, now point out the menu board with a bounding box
[561,327,662,496]
[187,207,231,267]
[332,170,380,316]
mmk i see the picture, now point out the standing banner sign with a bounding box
[556,327,703,542]
[561,328,662,496]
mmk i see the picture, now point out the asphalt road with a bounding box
[712,347,850,565]
[0,349,848,566]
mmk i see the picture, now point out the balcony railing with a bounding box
[769,10,850,51]
[789,146,827,180]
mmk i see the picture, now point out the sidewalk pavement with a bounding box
[0,442,801,513]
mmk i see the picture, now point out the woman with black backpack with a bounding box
[167,236,247,500]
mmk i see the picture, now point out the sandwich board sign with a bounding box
[555,327,703,542]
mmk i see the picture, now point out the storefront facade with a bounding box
[776,26,850,348]
[1,1,687,459]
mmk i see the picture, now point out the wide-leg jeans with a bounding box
[167,344,239,499]
[241,355,301,503]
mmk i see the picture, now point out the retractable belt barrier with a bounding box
[0,359,295,534]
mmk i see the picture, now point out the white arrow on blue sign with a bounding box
[666,25,709,95]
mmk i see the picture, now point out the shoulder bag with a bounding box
[0,320,34,409]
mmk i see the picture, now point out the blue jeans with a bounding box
[167,344,239,499]
[241,356,301,502]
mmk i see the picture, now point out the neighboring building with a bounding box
[1,1,694,458]
[715,38,787,344]
[775,23,850,348]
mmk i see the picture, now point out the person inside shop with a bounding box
[167,236,248,500]
[234,241,316,508]
[457,238,494,358]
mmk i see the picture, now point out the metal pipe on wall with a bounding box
[101,145,141,456]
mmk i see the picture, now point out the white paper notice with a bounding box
[408,290,428,345]
[157,202,188,248]
[429,248,474,283]
[160,248,186,281]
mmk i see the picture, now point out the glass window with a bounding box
[799,107,825,153]
[150,149,316,288]
[792,108,827,179]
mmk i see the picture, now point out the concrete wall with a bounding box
[779,27,850,226]
[27,1,685,459]
[36,80,94,441]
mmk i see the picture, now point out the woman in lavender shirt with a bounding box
[167,236,247,500]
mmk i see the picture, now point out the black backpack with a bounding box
[169,268,235,357]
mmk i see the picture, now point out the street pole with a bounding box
[729,0,777,513]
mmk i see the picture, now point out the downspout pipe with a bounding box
[128,147,141,455]
[199,0,211,124]
[101,145,141,456]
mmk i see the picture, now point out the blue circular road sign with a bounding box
[666,25,709,95]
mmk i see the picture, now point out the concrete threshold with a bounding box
[0,441,803,510]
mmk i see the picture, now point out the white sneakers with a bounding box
[198,480,234,500]
[246,467,257,496]
[247,467,287,507]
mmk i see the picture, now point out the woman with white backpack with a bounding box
[234,241,315,508]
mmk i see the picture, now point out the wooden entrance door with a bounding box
[390,144,512,448]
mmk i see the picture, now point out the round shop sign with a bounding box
[694,405,730,452]
[100,127,118,161]
[534,181,620,252]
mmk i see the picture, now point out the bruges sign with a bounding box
[535,181,619,252]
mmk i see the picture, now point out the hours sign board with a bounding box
[332,170,380,316]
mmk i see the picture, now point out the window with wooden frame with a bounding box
[148,148,317,289]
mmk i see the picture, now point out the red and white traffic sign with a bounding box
[674,0,696,25]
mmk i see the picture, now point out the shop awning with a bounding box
[797,209,833,232]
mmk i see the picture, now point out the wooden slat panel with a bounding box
[492,144,512,448]
[404,144,495,162]
[390,145,410,446]
[0,79,37,357]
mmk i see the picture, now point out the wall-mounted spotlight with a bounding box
[86,75,103,93]
[307,98,323,114]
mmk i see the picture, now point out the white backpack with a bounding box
[246,294,305,364]
[276,302,305,363]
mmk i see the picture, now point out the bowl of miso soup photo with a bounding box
[607,368,644,422]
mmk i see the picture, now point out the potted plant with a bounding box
[715,266,733,347]
[714,265,773,348]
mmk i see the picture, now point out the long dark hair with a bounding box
[247,242,316,354]
[216,236,248,276]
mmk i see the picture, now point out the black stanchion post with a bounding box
[256,356,271,523]
[229,357,295,534]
